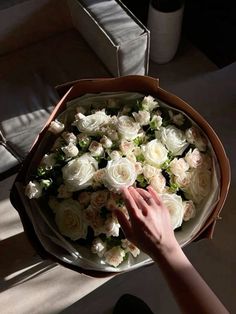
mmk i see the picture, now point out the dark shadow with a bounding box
[0,231,57,293]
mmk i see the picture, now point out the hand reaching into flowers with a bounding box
[116,186,228,314]
[116,186,178,261]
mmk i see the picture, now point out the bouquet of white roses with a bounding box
[25,92,213,268]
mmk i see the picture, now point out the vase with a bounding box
[147,3,184,64]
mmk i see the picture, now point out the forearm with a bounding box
[153,245,229,314]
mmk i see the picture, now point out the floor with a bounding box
[0,29,235,314]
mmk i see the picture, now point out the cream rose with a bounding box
[89,141,104,157]
[55,199,87,240]
[143,164,159,180]
[121,239,140,258]
[185,126,207,152]
[160,193,184,229]
[158,125,189,156]
[48,120,64,134]
[119,139,135,155]
[104,157,137,192]
[150,171,166,193]
[104,246,126,267]
[142,139,168,168]
[62,154,98,192]
[90,190,109,209]
[169,158,189,178]
[185,168,212,204]
[78,191,92,207]
[117,116,140,140]
[103,215,120,237]
[141,95,159,111]
[132,110,150,126]
[183,200,196,221]
[91,238,107,257]
[40,153,56,170]
[100,135,113,149]
[61,142,79,158]
[25,181,42,199]
[185,148,203,168]
[74,110,110,134]
[62,131,77,144]
[57,184,73,199]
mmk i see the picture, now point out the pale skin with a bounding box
[115,186,229,314]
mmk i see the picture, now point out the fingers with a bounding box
[135,188,155,206]
[128,187,149,216]
[115,209,133,240]
[147,186,162,206]
[122,188,141,220]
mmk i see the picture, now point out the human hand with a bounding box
[115,186,179,261]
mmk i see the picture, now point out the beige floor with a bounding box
[0,30,235,314]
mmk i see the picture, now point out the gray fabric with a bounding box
[68,0,149,76]
[83,0,144,44]
[0,144,19,173]
[0,71,59,177]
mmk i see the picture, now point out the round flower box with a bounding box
[10,76,230,275]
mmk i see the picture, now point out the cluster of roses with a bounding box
[25,95,212,267]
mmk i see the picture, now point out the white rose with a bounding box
[183,200,196,221]
[160,193,184,229]
[61,142,79,158]
[90,190,109,209]
[185,169,212,204]
[169,158,189,178]
[143,164,159,180]
[150,172,166,193]
[185,127,207,152]
[157,125,189,156]
[104,157,137,193]
[62,154,98,192]
[142,139,168,168]
[40,153,56,170]
[55,199,87,240]
[91,238,107,257]
[185,148,203,168]
[141,95,159,111]
[104,246,125,267]
[117,116,140,140]
[132,110,150,126]
[121,239,140,258]
[62,131,77,144]
[25,181,42,199]
[48,120,64,134]
[89,141,104,157]
[74,110,110,135]
[100,135,113,149]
